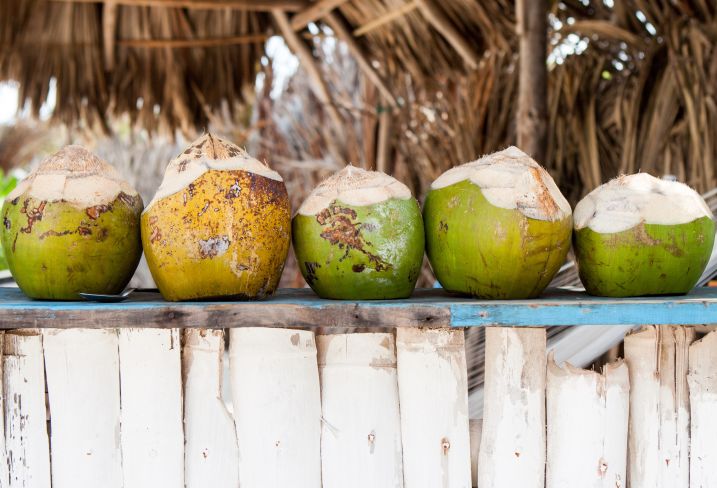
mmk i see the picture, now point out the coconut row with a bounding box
[2,136,713,301]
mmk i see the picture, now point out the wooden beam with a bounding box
[1,287,717,328]
[289,0,349,30]
[51,0,308,11]
[415,0,478,69]
[323,12,396,107]
[353,1,418,37]
[271,9,345,136]
[516,0,548,164]
[102,1,118,71]
[375,106,393,173]
[118,34,268,48]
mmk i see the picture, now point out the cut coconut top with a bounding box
[145,133,282,211]
[296,165,412,216]
[7,145,138,208]
[574,173,713,233]
[431,146,572,221]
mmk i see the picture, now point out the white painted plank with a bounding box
[119,328,184,488]
[318,333,403,488]
[3,331,51,488]
[396,328,471,488]
[182,329,239,488]
[0,331,7,488]
[546,357,629,488]
[229,328,321,488]
[688,330,717,488]
[625,326,693,488]
[42,328,122,488]
[478,327,546,488]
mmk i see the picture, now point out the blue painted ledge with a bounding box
[0,287,715,328]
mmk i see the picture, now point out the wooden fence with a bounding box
[0,287,716,488]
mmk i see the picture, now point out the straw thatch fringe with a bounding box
[2,0,717,199]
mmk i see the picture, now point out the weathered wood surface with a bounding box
[43,329,123,488]
[0,287,717,328]
[397,328,471,488]
[119,329,184,488]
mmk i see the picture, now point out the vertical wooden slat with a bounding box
[229,328,321,488]
[396,328,471,488]
[478,327,546,488]
[3,331,51,488]
[318,333,403,488]
[43,329,122,488]
[625,326,693,488]
[182,329,239,488]
[688,330,717,488]
[0,331,7,488]
[119,328,184,488]
[546,357,629,488]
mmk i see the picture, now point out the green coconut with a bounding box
[1,146,143,300]
[292,166,424,299]
[574,173,715,297]
[424,146,573,299]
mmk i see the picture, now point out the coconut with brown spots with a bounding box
[0,145,143,299]
[141,134,290,301]
[292,166,424,299]
[423,146,572,299]
[574,173,714,297]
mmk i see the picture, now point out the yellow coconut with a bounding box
[141,134,291,301]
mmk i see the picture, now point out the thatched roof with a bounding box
[2,0,717,201]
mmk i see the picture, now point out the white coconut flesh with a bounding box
[296,165,412,216]
[7,145,138,208]
[145,133,283,211]
[430,146,572,222]
[574,173,713,234]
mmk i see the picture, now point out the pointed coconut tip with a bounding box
[431,146,572,222]
[145,133,283,211]
[7,145,138,207]
[296,165,412,216]
[574,172,713,233]
[37,145,116,175]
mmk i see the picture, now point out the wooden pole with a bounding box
[396,328,471,488]
[688,330,717,487]
[52,0,308,11]
[102,1,118,71]
[625,326,693,488]
[318,333,403,488]
[118,34,269,48]
[546,357,629,488]
[375,105,393,173]
[229,328,322,488]
[516,0,548,164]
[290,0,349,30]
[478,327,546,488]
[353,1,419,37]
[182,329,239,488]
